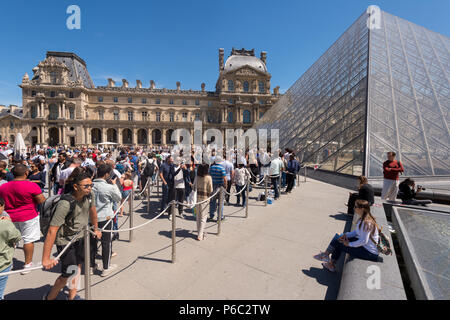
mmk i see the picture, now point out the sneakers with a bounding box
[90,262,100,275]
[322,261,336,272]
[21,262,33,275]
[207,217,214,223]
[111,252,117,258]
[313,252,330,262]
[100,264,118,277]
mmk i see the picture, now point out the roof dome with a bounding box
[224,55,267,73]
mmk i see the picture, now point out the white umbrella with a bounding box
[13,133,27,160]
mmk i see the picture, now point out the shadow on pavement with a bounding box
[301,267,340,300]
[329,212,352,221]
[4,284,67,300]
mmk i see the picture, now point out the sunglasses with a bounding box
[79,184,94,189]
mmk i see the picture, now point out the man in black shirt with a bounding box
[398,179,432,206]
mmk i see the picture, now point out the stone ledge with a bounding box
[337,203,407,300]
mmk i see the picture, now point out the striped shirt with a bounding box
[209,163,226,186]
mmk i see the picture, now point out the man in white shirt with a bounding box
[173,160,187,218]
[222,159,234,205]
[58,158,82,190]
[269,153,284,200]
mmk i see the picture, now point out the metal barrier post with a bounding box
[245,177,249,218]
[84,225,91,300]
[264,176,268,206]
[157,175,160,198]
[217,187,224,235]
[129,189,134,242]
[304,166,307,183]
[147,179,151,213]
[171,201,176,263]
[279,173,282,197]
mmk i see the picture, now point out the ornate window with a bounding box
[156,112,161,122]
[156,99,161,104]
[69,107,75,119]
[182,99,187,105]
[169,99,174,104]
[142,98,147,104]
[69,92,74,98]
[50,72,58,84]
[142,111,148,121]
[243,81,249,92]
[228,80,235,92]
[195,99,200,106]
[49,104,58,120]
[113,110,119,121]
[182,112,188,122]
[259,81,265,93]
[243,110,251,124]
[30,105,37,119]
[114,97,118,102]
[99,110,104,120]
[31,91,36,97]
[98,96,103,102]
[128,97,132,103]
[227,111,233,123]
[228,98,234,104]
[195,113,201,120]
[50,91,56,97]
[208,101,212,107]
[169,112,174,122]
[127,111,133,121]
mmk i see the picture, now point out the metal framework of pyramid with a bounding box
[254,10,450,178]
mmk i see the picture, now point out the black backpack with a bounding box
[143,159,155,177]
[40,194,77,239]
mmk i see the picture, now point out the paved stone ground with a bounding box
[4,178,353,300]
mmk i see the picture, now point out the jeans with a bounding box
[0,264,12,300]
[209,184,224,219]
[225,180,232,203]
[271,177,280,199]
[327,236,378,262]
[281,171,287,188]
[52,182,60,195]
[236,185,246,206]
[161,184,169,211]
[175,188,185,215]
[285,173,295,193]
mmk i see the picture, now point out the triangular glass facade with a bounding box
[254,10,450,178]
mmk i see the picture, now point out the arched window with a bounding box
[228,80,234,92]
[243,110,251,124]
[243,81,249,92]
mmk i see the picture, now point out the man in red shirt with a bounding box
[381,152,404,201]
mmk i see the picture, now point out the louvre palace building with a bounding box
[1,48,280,147]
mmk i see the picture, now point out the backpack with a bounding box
[370,226,392,255]
[116,163,125,174]
[40,194,77,239]
[143,160,155,177]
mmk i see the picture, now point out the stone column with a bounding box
[162,129,167,145]
[62,101,66,119]
[133,128,137,146]
[102,127,107,143]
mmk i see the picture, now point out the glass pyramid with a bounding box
[254,10,450,178]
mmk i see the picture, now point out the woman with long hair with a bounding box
[314,199,380,272]
[194,164,212,241]
[120,172,133,217]
[346,175,374,215]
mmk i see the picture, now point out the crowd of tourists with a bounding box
[0,144,434,298]
[0,144,302,300]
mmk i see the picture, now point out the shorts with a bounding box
[122,189,132,199]
[13,215,41,244]
[56,240,85,278]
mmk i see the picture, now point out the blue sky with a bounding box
[0,0,449,106]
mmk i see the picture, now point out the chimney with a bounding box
[136,79,142,89]
[260,51,267,64]
[219,48,224,71]
[274,86,280,96]
[107,78,115,87]
[176,81,181,91]
[150,80,156,90]
[122,79,129,88]
[201,83,205,92]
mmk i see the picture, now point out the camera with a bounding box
[417,185,426,190]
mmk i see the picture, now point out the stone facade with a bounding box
[16,49,280,147]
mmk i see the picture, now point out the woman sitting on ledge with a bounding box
[346,175,374,215]
[314,200,379,272]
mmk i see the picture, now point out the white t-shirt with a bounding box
[59,167,75,185]
[174,166,185,189]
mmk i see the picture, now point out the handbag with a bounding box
[370,225,392,255]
